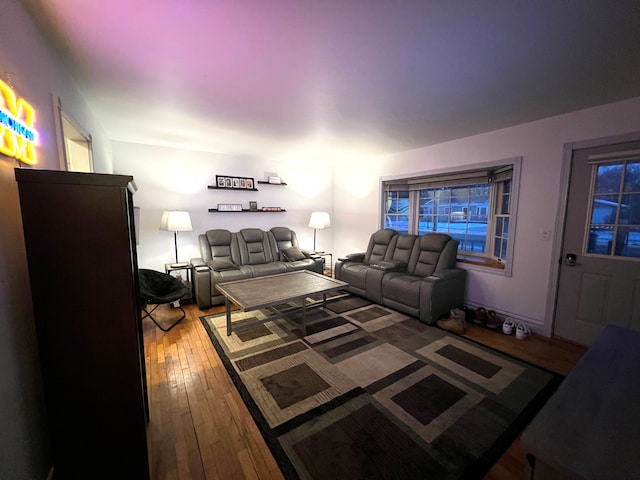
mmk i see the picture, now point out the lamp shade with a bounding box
[160,210,192,232]
[308,211,331,229]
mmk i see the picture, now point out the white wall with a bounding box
[334,96,640,337]
[0,1,113,478]
[112,141,334,271]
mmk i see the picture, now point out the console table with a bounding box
[521,325,640,480]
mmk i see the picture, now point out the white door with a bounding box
[554,137,640,346]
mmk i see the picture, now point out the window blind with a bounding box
[384,166,512,191]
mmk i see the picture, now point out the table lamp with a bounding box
[308,211,330,253]
[160,210,192,267]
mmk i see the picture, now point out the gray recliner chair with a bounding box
[334,228,399,301]
[335,229,467,324]
[380,232,466,324]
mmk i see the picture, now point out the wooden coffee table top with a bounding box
[215,270,347,311]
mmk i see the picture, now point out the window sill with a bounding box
[457,255,505,270]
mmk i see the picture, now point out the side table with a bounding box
[312,252,333,277]
[165,263,193,302]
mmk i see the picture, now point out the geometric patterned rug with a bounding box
[200,292,563,480]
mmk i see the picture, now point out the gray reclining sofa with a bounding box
[191,226,323,308]
[335,228,467,324]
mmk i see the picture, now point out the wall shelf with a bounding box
[208,185,259,191]
[257,181,287,186]
[208,208,287,213]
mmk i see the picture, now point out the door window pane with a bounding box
[591,195,620,224]
[615,226,640,258]
[588,160,640,258]
[588,227,613,255]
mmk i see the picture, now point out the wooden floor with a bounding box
[143,302,587,480]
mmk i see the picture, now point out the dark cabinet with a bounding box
[15,169,149,479]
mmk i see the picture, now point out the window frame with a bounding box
[380,157,522,276]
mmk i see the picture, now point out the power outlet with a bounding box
[541,229,551,241]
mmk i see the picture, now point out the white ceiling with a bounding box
[23,0,640,162]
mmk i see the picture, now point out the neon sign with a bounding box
[0,79,37,165]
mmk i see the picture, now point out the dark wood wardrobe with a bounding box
[15,168,149,479]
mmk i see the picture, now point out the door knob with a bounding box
[565,253,577,266]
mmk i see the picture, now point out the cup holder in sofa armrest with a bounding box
[371,260,407,272]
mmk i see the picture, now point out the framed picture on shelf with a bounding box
[268,176,281,184]
[249,201,258,211]
[215,175,257,190]
[217,203,243,212]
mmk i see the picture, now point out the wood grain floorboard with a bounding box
[144,302,586,480]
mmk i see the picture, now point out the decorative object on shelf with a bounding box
[308,211,331,252]
[249,201,258,211]
[214,175,256,190]
[268,176,281,184]
[160,210,193,266]
[262,206,283,211]
[217,203,243,212]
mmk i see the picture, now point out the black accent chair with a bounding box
[138,269,190,332]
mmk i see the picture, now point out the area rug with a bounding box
[200,292,562,480]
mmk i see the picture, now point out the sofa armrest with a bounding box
[191,257,207,268]
[424,268,465,282]
[338,252,366,262]
[371,260,407,272]
[191,258,212,308]
[419,268,467,324]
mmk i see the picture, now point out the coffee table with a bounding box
[215,270,348,336]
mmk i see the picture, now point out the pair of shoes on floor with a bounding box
[473,307,501,330]
[437,308,466,335]
[501,317,530,339]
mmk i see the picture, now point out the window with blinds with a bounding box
[381,158,521,275]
